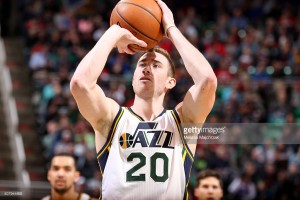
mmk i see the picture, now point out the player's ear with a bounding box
[166,77,176,89]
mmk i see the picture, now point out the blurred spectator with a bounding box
[42,153,97,200]
[194,169,223,200]
[228,172,256,200]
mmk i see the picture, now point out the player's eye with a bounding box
[139,63,145,67]
[52,166,59,171]
[64,167,72,171]
[153,64,160,68]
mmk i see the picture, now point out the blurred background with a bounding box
[0,0,300,199]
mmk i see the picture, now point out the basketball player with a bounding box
[42,154,96,200]
[194,170,224,200]
[70,0,217,199]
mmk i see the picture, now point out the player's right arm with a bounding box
[70,25,146,140]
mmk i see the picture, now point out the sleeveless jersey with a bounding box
[97,107,194,200]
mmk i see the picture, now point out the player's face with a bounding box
[194,177,223,200]
[47,156,79,195]
[133,52,175,98]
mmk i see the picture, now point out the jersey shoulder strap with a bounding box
[96,106,124,174]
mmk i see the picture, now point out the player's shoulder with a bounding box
[80,193,97,200]
[41,196,50,200]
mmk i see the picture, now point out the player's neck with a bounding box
[131,95,164,121]
[51,188,79,200]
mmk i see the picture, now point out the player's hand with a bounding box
[111,25,147,54]
[155,0,176,37]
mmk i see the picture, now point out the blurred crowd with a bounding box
[20,0,300,199]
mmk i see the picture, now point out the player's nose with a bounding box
[142,65,151,74]
[57,169,65,176]
[207,187,214,194]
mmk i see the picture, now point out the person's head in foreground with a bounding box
[194,169,223,200]
[45,153,95,200]
[48,154,79,195]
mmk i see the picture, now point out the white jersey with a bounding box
[41,193,92,200]
[97,107,194,200]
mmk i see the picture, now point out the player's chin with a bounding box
[54,184,66,189]
[134,84,152,91]
[134,83,154,92]
[136,88,154,97]
[54,186,68,194]
[54,180,66,187]
[206,197,216,200]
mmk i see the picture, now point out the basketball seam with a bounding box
[116,4,158,42]
[118,2,161,24]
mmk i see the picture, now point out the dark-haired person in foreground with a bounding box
[42,154,96,200]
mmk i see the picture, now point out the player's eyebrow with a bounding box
[139,58,162,64]
[52,164,73,169]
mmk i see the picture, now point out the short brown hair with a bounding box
[139,46,175,77]
[197,169,223,188]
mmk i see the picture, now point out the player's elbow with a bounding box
[70,75,88,96]
[199,74,217,92]
[207,74,218,90]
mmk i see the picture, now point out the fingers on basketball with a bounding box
[110,0,163,52]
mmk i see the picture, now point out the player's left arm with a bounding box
[171,28,217,154]
[157,0,217,155]
[173,33,217,124]
[157,0,217,123]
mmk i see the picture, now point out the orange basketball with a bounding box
[110,0,163,52]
